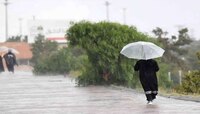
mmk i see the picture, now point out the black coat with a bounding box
[3,52,18,73]
[0,56,4,72]
[134,59,159,92]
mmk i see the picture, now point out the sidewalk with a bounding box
[0,72,200,114]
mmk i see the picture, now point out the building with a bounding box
[27,20,70,44]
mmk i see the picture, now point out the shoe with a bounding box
[147,101,153,104]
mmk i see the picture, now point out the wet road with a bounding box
[0,71,200,114]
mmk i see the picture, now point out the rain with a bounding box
[0,0,200,113]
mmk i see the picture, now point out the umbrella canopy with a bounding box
[120,41,165,60]
[8,48,20,54]
[0,46,9,52]
[0,46,19,54]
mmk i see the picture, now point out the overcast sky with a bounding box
[1,0,200,42]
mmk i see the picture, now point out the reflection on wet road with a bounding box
[0,71,199,114]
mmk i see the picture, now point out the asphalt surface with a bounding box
[0,71,200,114]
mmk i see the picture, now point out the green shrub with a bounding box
[67,21,152,86]
[180,70,200,94]
[33,47,78,75]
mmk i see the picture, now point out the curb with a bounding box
[110,85,200,103]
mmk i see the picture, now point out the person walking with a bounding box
[3,49,18,73]
[0,53,5,73]
[134,59,159,104]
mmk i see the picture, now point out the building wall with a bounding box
[27,20,70,43]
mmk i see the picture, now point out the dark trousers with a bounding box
[140,78,158,101]
[7,64,14,73]
[145,91,157,101]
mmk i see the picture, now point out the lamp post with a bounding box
[122,8,126,24]
[18,18,23,36]
[4,0,9,41]
[105,1,110,21]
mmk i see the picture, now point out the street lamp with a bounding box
[105,1,110,21]
[122,8,126,24]
[18,18,23,36]
[4,0,9,41]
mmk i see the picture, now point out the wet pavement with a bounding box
[0,71,200,114]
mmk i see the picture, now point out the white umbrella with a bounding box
[0,46,19,54]
[120,41,165,60]
[0,46,9,52]
[8,48,20,54]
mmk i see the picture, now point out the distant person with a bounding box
[134,59,159,104]
[0,53,5,73]
[3,49,18,73]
